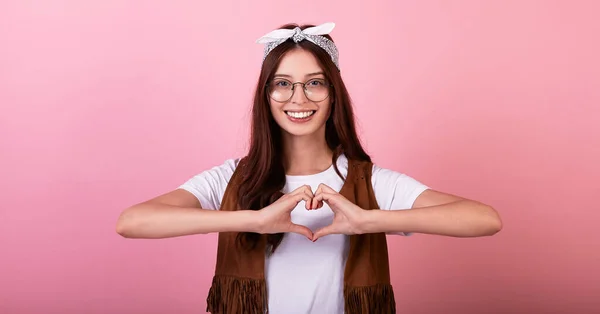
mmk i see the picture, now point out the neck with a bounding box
[282,131,333,176]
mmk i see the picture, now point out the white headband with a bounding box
[256,22,340,70]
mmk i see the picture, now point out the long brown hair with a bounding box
[236,23,371,252]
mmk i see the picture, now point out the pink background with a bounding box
[1,1,599,313]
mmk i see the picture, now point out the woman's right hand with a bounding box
[255,185,316,240]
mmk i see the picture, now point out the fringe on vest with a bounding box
[344,283,397,314]
[206,275,267,314]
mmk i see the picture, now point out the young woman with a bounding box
[116,22,502,314]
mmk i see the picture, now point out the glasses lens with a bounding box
[268,79,293,102]
[304,79,330,102]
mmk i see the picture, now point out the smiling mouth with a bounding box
[284,110,316,119]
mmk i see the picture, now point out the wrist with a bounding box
[359,210,385,234]
[240,210,264,233]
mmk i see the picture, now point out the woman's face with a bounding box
[268,48,332,138]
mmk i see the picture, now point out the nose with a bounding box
[290,82,308,104]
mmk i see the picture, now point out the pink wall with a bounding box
[1,1,598,313]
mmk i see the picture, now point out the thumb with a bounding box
[289,223,314,241]
[313,224,336,242]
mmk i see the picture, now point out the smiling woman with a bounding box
[115,22,502,314]
[268,51,332,136]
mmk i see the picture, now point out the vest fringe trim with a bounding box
[344,283,397,314]
[206,275,267,314]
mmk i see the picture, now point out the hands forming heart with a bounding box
[256,184,368,242]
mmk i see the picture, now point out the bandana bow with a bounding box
[256,22,340,70]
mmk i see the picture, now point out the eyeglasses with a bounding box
[266,78,332,103]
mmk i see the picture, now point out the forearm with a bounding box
[362,200,502,237]
[116,203,260,239]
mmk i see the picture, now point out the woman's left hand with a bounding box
[310,184,369,241]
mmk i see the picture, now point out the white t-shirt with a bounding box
[178,154,428,314]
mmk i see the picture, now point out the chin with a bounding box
[282,127,321,137]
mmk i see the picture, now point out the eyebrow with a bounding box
[273,72,325,79]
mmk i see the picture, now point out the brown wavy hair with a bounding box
[236,23,371,253]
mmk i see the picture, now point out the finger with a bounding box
[303,185,315,210]
[313,224,337,242]
[292,184,313,196]
[303,190,314,210]
[314,184,323,195]
[314,184,337,208]
[311,195,324,210]
[289,192,311,210]
[317,183,337,194]
[304,185,315,197]
[313,192,337,209]
[290,185,314,210]
[310,197,318,210]
[289,223,314,241]
[313,184,328,209]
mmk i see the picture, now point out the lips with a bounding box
[285,110,316,119]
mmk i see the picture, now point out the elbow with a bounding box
[483,205,503,236]
[486,218,503,236]
[115,208,138,238]
[115,221,130,238]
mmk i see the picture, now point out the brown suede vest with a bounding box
[206,158,396,314]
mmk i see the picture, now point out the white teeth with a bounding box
[286,111,315,119]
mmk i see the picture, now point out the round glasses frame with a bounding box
[266,78,334,103]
